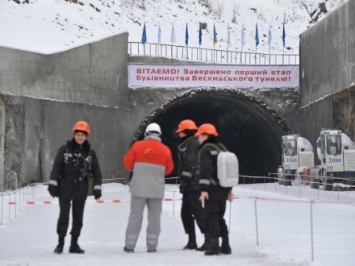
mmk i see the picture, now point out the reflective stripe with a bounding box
[181,171,192,178]
[210,150,218,156]
[94,185,102,190]
[126,234,139,246]
[199,179,210,185]
[48,180,58,186]
[147,234,159,247]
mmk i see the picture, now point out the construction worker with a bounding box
[176,119,208,251]
[48,121,102,254]
[123,122,174,253]
[196,123,233,256]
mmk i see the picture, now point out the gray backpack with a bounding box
[199,143,239,188]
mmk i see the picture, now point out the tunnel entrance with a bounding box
[134,88,290,182]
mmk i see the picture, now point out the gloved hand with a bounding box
[93,189,101,200]
[48,184,58,198]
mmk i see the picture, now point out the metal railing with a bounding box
[128,42,299,65]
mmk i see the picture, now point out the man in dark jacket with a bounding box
[176,120,208,251]
[48,121,102,254]
[196,123,233,256]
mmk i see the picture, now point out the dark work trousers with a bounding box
[181,191,207,234]
[57,199,85,238]
[204,200,228,238]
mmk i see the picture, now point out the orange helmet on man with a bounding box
[195,123,218,137]
[73,121,91,135]
[176,119,198,133]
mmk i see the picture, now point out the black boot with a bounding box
[69,236,85,254]
[123,246,134,253]
[204,237,219,256]
[183,232,197,250]
[54,237,64,254]
[220,235,232,255]
[196,233,210,251]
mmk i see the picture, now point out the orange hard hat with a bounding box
[195,123,218,137]
[176,119,198,133]
[73,121,91,134]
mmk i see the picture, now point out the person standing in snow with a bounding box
[48,121,102,254]
[196,123,233,256]
[176,119,209,251]
[123,122,174,253]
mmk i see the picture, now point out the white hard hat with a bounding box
[145,122,162,135]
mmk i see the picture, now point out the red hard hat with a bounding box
[195,123,218,137]
[176,119,198,133]
[73,121,91,134]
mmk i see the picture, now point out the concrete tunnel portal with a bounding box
[133,89,290,183]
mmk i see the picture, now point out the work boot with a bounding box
[183,232,197,250]
[124,246,134,253]
[54,236,64,254]
[196,233,210,251]
[220,235,232,255]
[204,238,219,256]
[69,236,85,254]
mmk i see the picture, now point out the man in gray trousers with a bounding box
[123,123,174,253]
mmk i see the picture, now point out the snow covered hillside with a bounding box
[0,0,349,54]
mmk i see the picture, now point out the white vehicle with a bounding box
[311,129,355,190]
[278,134,315,186]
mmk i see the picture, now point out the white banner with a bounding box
[128,64,299,88]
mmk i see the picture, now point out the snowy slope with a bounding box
[0,0,349,55]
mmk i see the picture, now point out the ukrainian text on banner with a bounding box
[128,64,299,88]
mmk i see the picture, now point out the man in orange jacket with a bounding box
[123,122,174,253]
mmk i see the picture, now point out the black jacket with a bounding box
[49,138,102,201]
[198,137,231,201]
[178,135,200,193]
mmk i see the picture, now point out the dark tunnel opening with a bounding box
[134,89,290,184]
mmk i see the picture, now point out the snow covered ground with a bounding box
[1,182,355,266]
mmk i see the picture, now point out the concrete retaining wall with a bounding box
[300,0,355,106]
[0,33,131,189]
[299,0,355,143]
[0,33,128,107]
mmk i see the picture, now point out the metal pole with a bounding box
[19,187,22,211]
[9,193,11,222]
[310,201,314,262]
[254,198,259,246]
[263,176,266,191]
[285,182,288,195]
[14,190,17,218]
[299,184,301,198]
[317,183,320,200]
[228,200,232,231]
[0,192,3,225]
[172,190,175,217]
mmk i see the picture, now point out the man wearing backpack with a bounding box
[176,120,208,251]
[196,123,233,256]
[48,121,102,254]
